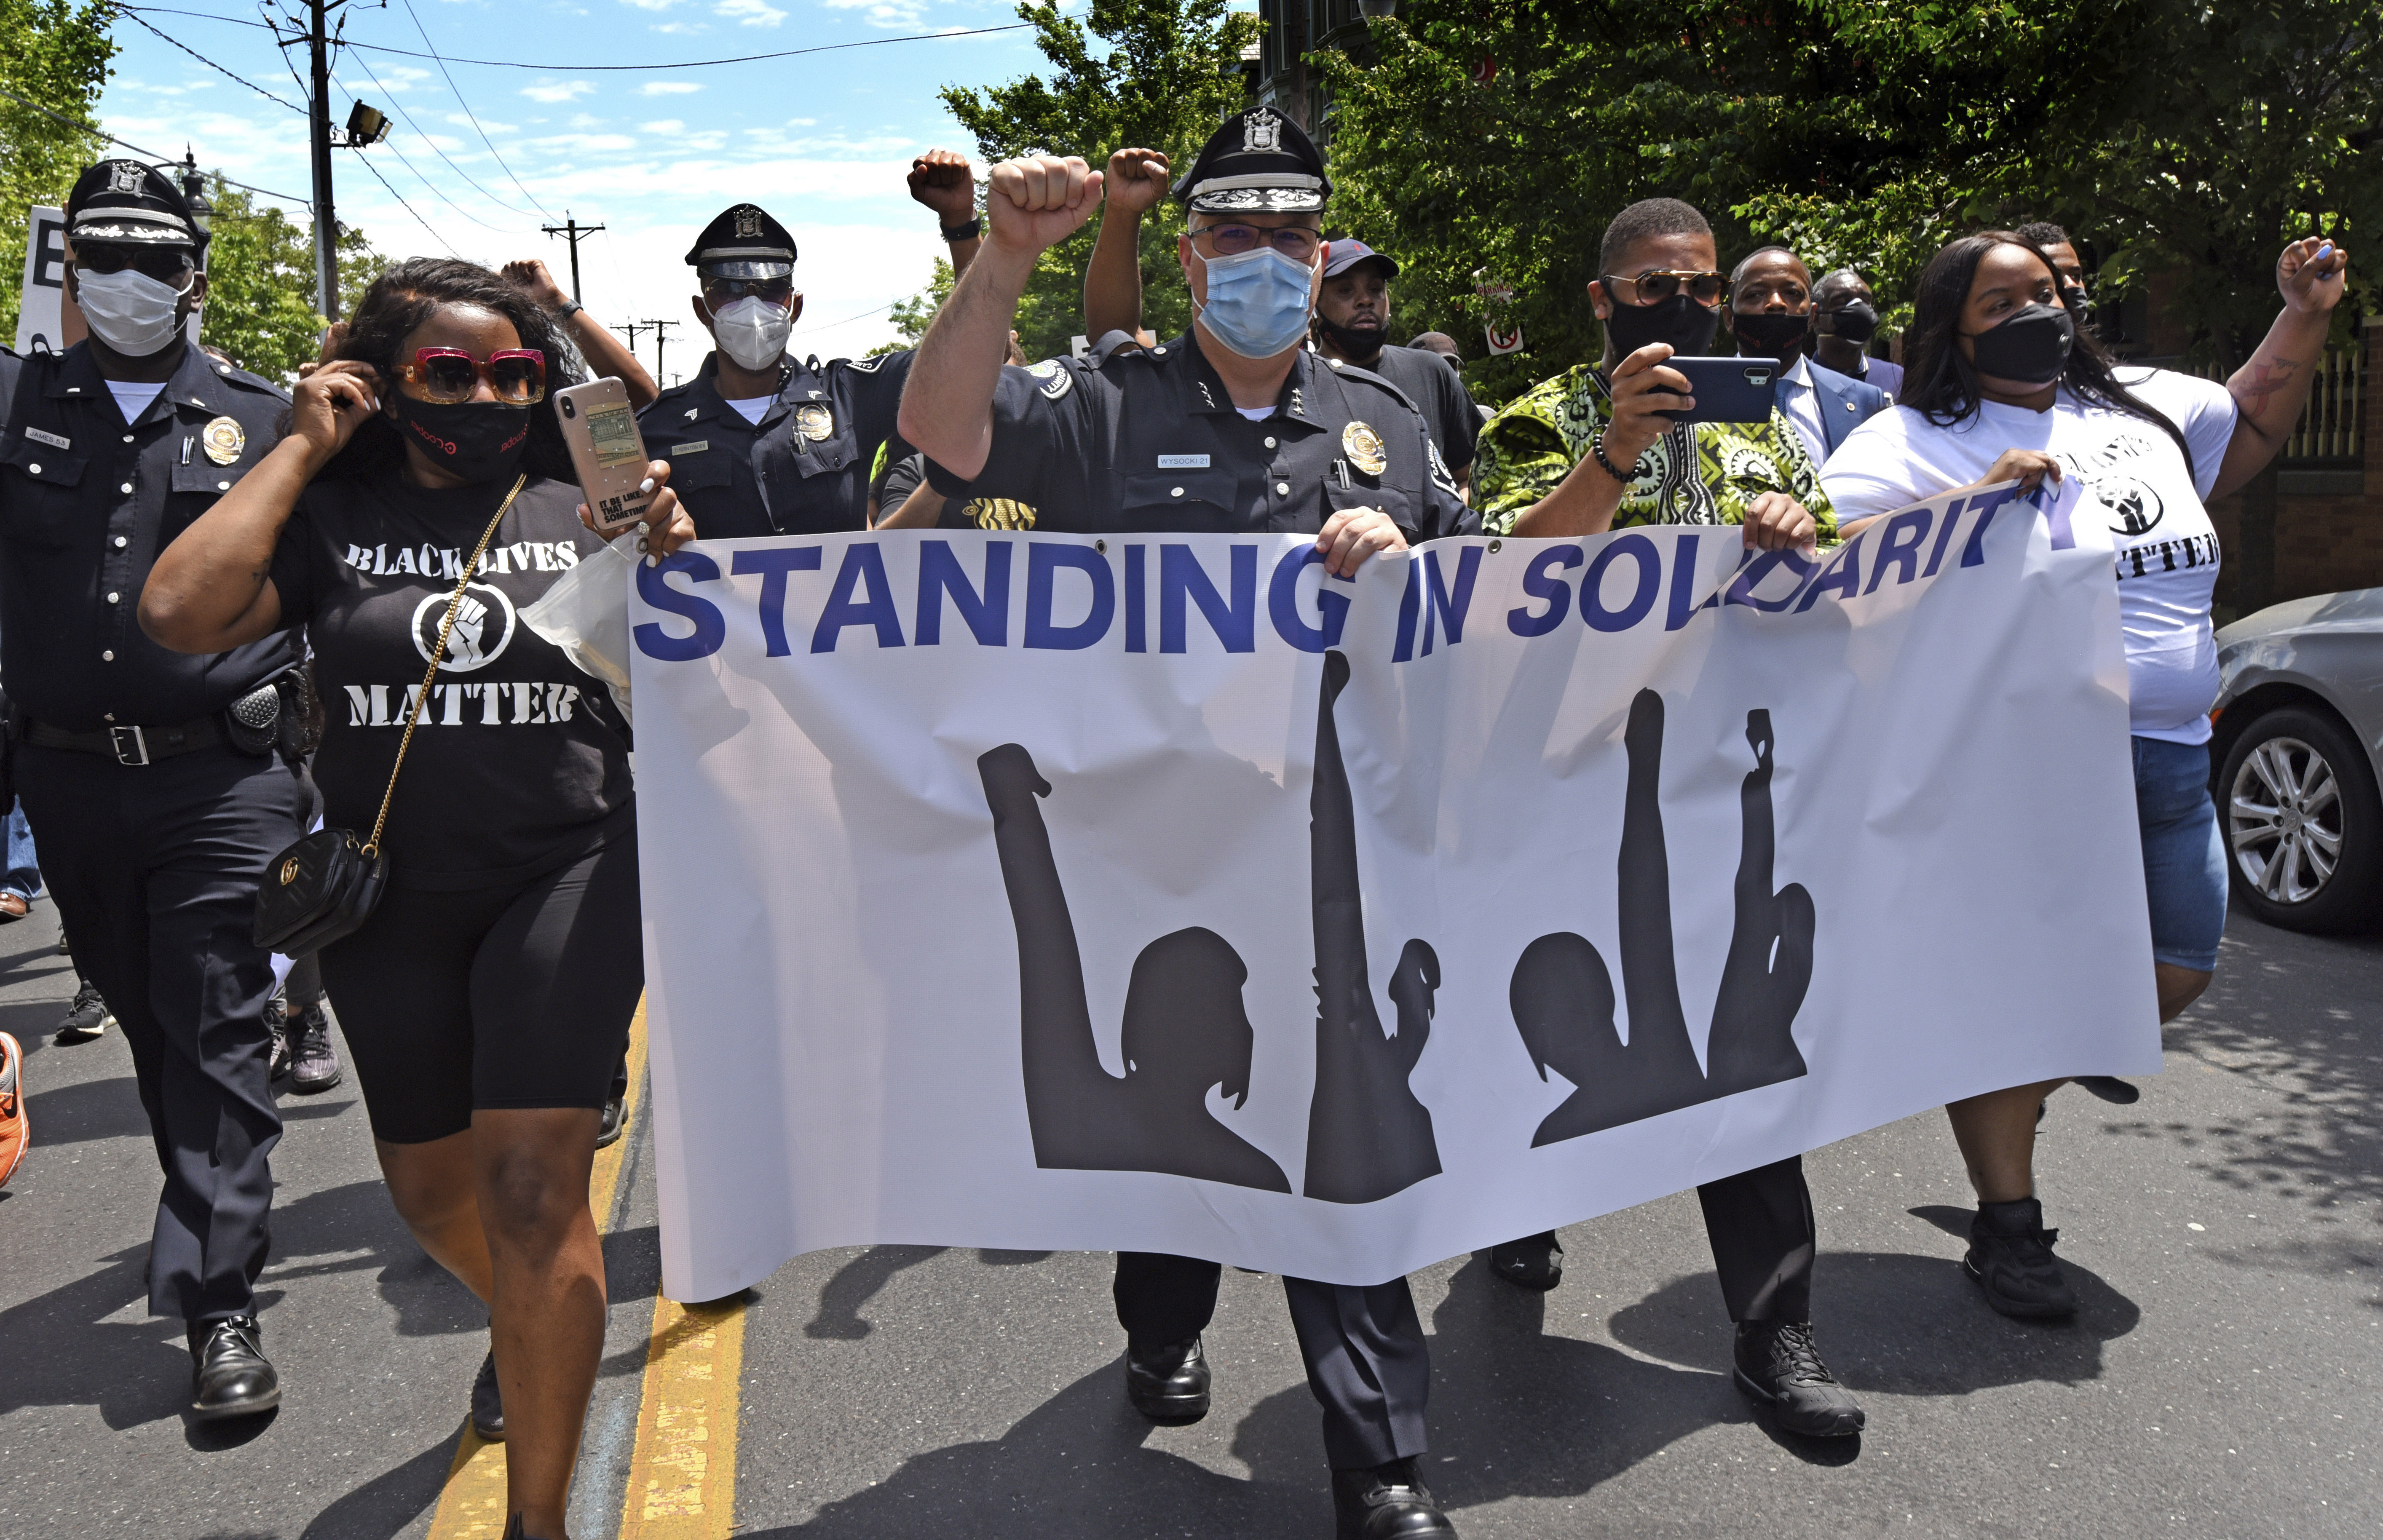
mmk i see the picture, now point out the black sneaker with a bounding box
[1488,1230,1563,1291]
[471,1349,505,1441]
[1331,1457,1457,1539]
[1124,1334,1211,1423]
[1965,1197,2078,1318]
[595,1096,627,1150]
[1732,1320,1865,1436]
[56,982,113,1043]
[282,1002,343,1094]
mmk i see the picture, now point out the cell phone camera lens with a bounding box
[560,397,576,417]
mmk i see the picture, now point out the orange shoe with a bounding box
[0,1030,25,1189]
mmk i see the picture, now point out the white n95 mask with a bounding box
[710,295,793,372]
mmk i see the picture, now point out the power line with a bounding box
[400,0,549,218]
[349,146,457,256]
[341,46,528,224]
[116,11,306,113]
[0,81,312,206]
[117,5,1035,71]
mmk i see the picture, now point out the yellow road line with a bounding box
[617,1294,747,1537]
[424,999,651,1540]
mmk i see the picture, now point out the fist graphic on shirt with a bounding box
[447,594,491,667]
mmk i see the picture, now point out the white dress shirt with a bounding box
[1775,353,1833,468]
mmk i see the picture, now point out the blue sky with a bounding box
[96,0,1145,375]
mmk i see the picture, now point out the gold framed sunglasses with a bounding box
[1603,268,1728,305]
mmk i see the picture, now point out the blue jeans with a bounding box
[2134,736,2226,972]
[4,799,40,901]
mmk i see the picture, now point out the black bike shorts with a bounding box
[321,835,642,1144]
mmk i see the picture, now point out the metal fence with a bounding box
[2182,344,2364,463]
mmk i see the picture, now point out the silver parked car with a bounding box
[2211,588,2383,932]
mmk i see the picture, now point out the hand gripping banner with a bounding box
[629,482,2158,1301]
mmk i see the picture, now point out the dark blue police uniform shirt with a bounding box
[929,334,1475,543]
[638,348,913,539]
[0,340,296,731]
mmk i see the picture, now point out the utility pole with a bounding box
[305,0,341,319]
[640,320,678,385]
[615,320,648,359]
[542,212,605,302]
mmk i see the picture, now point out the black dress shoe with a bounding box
[594,1096,627,1150]
[1332,1458,1457,1539]
[471,1349,505,1441]
[1124,1335,1210,1423]
[1732,1320,1865,1436]
[188,1315,280,1420]
[1487,1231,1563,1291]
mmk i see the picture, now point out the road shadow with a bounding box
[297,1429,458,1540]
[805,1245,950,1340]
[23,1073,156,1147]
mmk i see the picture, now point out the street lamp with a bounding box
[341,102,392,147]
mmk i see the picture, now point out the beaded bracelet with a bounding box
[1590,432,1645,485]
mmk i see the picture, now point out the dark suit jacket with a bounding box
[1805,358,1890,460]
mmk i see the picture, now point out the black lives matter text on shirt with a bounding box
[268,475,633,890]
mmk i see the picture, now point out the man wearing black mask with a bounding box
[2014,221,2095,329]
[1729,246,1886,465]
[1810,268,1903,396]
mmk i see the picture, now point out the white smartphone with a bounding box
[554,377,654,536]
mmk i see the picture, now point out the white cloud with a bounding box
[653,21,703,32]
[640,80,704,96]
[621,0,683,8]
[642,119,686,135]
[714,0,785,26]
[520,80,595,104]
[822,0,926,24]
[529,133,640,152]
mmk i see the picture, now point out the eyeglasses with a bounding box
[1191,224,1323,262]
[702,275,795,309]
[395,347,547,406]
[1604,269,1727,306]
[74,245,194,284]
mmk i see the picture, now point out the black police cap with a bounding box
[65,158,200,249]
[686,203,796,280]
[1173,107,1330,216]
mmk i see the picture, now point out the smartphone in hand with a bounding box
[1649,357,1783,425]
[554,378,653,536]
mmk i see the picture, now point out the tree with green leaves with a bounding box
[932,0,1260,361]
[0,0,115,344]
[197,179,384,383]
[873,256,956,357]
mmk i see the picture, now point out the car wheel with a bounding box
[2219,706,2383,933]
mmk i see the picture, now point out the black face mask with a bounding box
[1603,291,1719,360]
[1313,312,1389,362]
[389,396,535,483]
[1730,310,1811,364]
[1966,302,2075,386]
[2058,281,2094,326]
[1819,298,1879,343]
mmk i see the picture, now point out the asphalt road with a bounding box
[0,895,2375,1539]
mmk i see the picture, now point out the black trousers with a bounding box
[1115,1252,1428,1470]
[1695,1154,1817,1323]
[18,742,302,1322]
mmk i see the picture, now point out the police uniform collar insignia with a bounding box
[1198,380,1218,409]
[793,403,834,441]
[1244,107,1283,153]
[1342,421,1386,476]
[1289,386,1307,417]
[201,416,245,465]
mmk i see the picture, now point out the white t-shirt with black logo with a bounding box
[270,474,633,888]
[1820,369,2238,744]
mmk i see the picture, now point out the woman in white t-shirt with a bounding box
[1822,230,2350,1321]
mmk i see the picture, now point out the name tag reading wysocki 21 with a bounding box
[625,484,2157,1305]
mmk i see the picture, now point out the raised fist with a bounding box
[908,148,978,225]
[1103,148,1170,217]
[985,155,1104,258]
[447,593,490,666]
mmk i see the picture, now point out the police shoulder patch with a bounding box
[845,353,889,374]
[1026,358,1073,401]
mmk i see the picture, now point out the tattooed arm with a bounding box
[2211,236,2351,499]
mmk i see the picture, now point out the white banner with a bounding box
[630,482,2160,1301]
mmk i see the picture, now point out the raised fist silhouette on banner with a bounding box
[978,742,1292,1191]
[1510,689,1813,1144]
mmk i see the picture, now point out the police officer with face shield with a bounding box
[0,160,300,1419]
[640,150,982,537]
[898,110,1470,1539]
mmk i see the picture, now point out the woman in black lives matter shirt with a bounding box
[142,258,696,1540]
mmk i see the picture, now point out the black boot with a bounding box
[471,1349,505,1441]
[188,1315,281,1420]
[1732,1319,1865,1436]
[1487,1230,1563,1291]
[1965,1197,2078,1318]
[1124,1335,1210,1422]
[1332,1457,1457,1539]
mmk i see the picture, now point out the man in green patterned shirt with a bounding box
[1473,198,1835,547]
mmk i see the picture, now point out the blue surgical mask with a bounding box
[1194,246,1316,359]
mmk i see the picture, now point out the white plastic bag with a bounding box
[521,530,637,725]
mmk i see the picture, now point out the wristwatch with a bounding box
[555,299,584,321]
[940,218,982,243]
